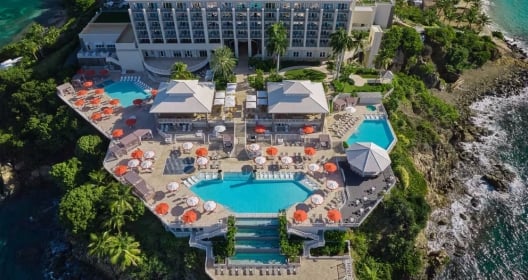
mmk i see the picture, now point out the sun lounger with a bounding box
[183,180,192,188]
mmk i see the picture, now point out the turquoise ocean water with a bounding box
[438,1,528,277]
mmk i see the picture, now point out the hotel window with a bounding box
[265,3,275,9]
[207,2,218,9]
[337,3,348,9]
[95,44,104,49]
[199,50,207,57]
[143,51,149,57]
[184,50,192,57]
[306,52,312,57]
[163,3,172,9]
[293,52,299,57]
[136,3,143,9]
[173,51,182,57]
[319,52,326,57]
[192,2,202,8]
[148,3,157,9]
[176,2,185,9]
[159,51,165,57]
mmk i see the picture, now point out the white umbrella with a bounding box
[308,163,320,172]
[326,180,339,190]
[140,160,153,169]
[363,196,368,202]
[248,143,260,151]
[345,106,356,113]
[144,150,155,159]
[214,125,226,133]
[128,159,140,168]
[167,182,179,191]
[311,194,324,205]
[197,157,209,166]
[215,90,226,98]
[186,196,200,207]
[182,142,193,150]
[281,156,293,164]
[203,200,217,212]
[254,156,266,165]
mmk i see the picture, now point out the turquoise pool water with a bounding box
[104,81,149,107]
[190,173,312,213]
[229,252,286,265]
[346,119,395,150]
[366,105,377,111]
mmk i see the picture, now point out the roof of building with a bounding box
[150,80,215,114]
[80,22,129,35]
[346,142,391,176]
[266,80,329,114]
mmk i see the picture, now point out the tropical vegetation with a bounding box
[266,22,288,72]
[210,46,237,86]
[170,62,196,80]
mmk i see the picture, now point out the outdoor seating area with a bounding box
[329,114,361,138]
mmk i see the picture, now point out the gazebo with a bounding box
[345,142,391,177]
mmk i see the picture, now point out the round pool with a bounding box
[366,105,377,111]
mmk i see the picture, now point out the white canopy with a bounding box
[308,163,320,172]
[128,159,140,168]
[248,143,260,151]
[203,200,217,212]
[246,95,257,101]
[167,182,180,191]
[197,157,209,165]
[215,90,226,98]
[311,194,324,205]
[225,95,236,108]
[186,196,200,207]
[226,83,237,94]
[345,106,356,113]
[214,98,225,105]
[346,142,391,177]
[281,156,293,164]
[246,101,257,109]
[140,160,153,169]
[326,180,339,190]
[254,156,266,165]
[214,125,226,133]
[144,150,155,159]
[182,142,193,150]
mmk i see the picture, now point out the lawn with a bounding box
[284,69,326,82]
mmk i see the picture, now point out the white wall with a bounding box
[115,46,143,72]
[373,3,394,29]
[80,33,121,49]
[352,8,375,28]
[365,25,383,68]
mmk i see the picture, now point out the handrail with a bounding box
[287,228,319,240]
[143,61,171,76]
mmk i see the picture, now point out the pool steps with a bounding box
[363,113,386,120]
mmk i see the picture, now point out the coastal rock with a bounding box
[470,197,481,209]
[437,217,449,226]
[0,163,20,199]
[482,164,516,192]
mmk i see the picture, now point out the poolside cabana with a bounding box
[123,171,154,201]
[265,80,329,132]
[357,92,382,105]
[149,80,215,130]
[56,83,75,96]
[345,142,391,177]
[119,129,154,152]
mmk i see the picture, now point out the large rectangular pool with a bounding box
[346,119,395,150]
[190,173,312,213]
[104,81,149,107]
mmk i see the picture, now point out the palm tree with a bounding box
[106,183,135,215]
[104,212,127,234]
[107,234,143,270]
[444,6,456,25]
[329,28,354,79]
[210,46,237,81]
[465,7,479,29]
[267,22,288,72]
[88,169,110,186]
[476,12,491,31]
[88,231,112,259]
[170,62,195,80]
[351,30,369,63]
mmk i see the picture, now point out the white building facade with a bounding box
[79,0,394,75]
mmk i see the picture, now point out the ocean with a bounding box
[0,0,62,47]
[435,1,528,279]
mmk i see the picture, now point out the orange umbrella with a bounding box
[109,99,120,106]
[74,99,85,107]
[324,162,338,173]
[254,125,266,134]
[266,146,278,156]
[304,147,316,156]
[327,209,342,222]
[155,203,170,215]
[94,88,104,95]
[182,210,198,224]
[77,90,88,97]
[90,98,101,105]
[102,107,113,115]
[131,149,144,159]
[303,126,314,134]
[125,118,137,127]
[91,112,102,121]
[195,147,208,157]
[151,89,158,96]
[83,81,93,88]
[293,210,308,222]
[112,129,124,138]
[114,165,128,176]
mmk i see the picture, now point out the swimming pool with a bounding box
[190,173,312,213]
[104,81,149,107]
[346,119,395,150]
[366,105,377,111]
[229,252,287,265]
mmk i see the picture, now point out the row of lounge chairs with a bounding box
[364,114,386,120]
[182,175,201,187]
[255,171,296,180]
[330,115,360,138]
[215,266,297,276]
[134,80,151,91]
[197,172,220,180]
[120,76,140,82]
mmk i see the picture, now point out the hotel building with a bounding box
[78,0,394,75]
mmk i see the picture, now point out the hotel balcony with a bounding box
[143,57,209,76]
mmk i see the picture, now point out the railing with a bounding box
[158,118,200,124]
[143,61,171,76]
[287,228,319,240]
[234,213,279,218]
[187,58,209,72]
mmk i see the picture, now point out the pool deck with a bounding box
[57,70,399,280]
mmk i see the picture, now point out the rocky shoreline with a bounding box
[422,54,528,277]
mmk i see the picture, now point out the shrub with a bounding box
[342,141,349,149]
[491,31,504,40]
[284,69,326,82]
[394,165,410,189]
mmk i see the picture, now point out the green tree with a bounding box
[59,184,104,234]
[107,234,143,270]
[105,182,145,222]
[351,30,370,63]
[65,0,96,13]
[476,13,491,31]
[465,7,479,29]
[50,157,82,190]
[210,46,237,82]
[88,231,113,259]
[266,22,288,72]
[329,28,355,79]
[170,62,195,80]
[74,134,104,164]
